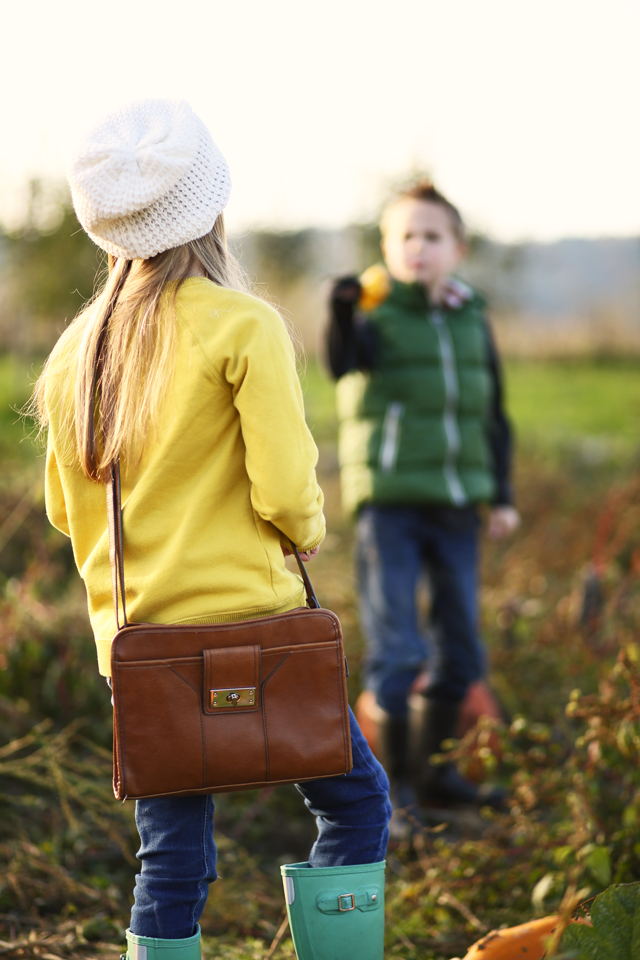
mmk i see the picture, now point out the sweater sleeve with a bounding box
[221,304,326,553]
[44,436,71,537]
[325,277,378,379]
[483,319,514,506]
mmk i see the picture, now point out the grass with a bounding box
[0,353,42,467]
[504,359,640,459]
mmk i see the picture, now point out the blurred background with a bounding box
[1,0,639,357]
[0,2,639,959]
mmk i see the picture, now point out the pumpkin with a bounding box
[462,915,587,959]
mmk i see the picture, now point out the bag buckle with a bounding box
[210,687,256,708]
[338,893,355,912]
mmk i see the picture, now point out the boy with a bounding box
[326,182,519,812]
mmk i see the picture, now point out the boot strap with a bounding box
[316,885,382,914]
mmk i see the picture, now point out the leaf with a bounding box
[633,885,640,960]
[585,846,612,887]
[560,883,640,960]
[560,922,613,960]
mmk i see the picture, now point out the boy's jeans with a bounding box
[356,505,485,717]
[130,708,391,939]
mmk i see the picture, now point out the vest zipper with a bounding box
[378,401,404,473]
[431,310,467,506]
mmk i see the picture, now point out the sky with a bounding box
[1,0,639,242]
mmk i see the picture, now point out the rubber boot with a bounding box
[418,698,505,809]
[281,861,385,960]
[377,713,420,838]
[122,926,201,960]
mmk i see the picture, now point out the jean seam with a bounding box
[190,794,211,934]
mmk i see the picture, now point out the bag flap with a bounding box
[110,608,341,664]
[203,645,261,715]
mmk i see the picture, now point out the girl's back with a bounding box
[45,277,325,675]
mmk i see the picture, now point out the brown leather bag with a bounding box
[107,463,352,800]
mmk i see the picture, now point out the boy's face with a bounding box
[381,198,465,291]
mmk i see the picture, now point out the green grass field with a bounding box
[0,354,41,464]
[505,359,640,456]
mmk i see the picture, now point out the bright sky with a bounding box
[1,0,639,241]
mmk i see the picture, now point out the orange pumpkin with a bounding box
[462,915,587,959]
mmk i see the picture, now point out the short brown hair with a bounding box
[383,180,466,243]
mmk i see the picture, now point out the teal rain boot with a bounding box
[122,925,201,960]
[281,861,385,960]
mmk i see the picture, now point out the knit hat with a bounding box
[67,99,231,260]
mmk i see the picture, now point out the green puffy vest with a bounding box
[336,278,496,514]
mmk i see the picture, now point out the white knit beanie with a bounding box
[67,99,231,260]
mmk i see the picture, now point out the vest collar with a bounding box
[387,276,473,312]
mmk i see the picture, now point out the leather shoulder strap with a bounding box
[106,460,128,629]
[288,541,320,609]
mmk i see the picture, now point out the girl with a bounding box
[33,99,390,960]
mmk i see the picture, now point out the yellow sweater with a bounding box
[45,278,326,675]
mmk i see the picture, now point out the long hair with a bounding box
[32,215,250,480]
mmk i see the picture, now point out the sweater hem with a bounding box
[170,588,306,625]
[298,529,326,553]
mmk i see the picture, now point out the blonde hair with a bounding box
[32,215,250,481]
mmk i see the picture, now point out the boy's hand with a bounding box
[282,545,320,562]
[331,277,361,305]
[487,506,520,540]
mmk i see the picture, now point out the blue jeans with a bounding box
[130,708,391,939]
[357,505,485,717]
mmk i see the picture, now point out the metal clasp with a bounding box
[338,893,355,912]
[210,687,256,708]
